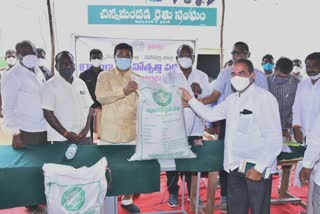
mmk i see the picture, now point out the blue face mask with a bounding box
[59,67,75,80]
[263,63,274,71]
[116,57,131,71]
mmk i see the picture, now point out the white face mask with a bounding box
[178,57,193,69]
[22,55,38,69]
[309,73,320,80]
[292,66,301,74]
[91,59,102,68]
[6,57,17,66]
[37,58,46,67]
[231,75,251,91]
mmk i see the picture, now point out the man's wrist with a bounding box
[63,131,69,137]
[293,124,301,129]
[123,88,129,96]
[13,131,21,137]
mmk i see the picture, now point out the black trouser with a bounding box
[166,171,192,197]
[20,130,48,145]
[227,169,272,214]
[217,119,228,198]
[53,137,92,145]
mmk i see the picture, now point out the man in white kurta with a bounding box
[300,113,320,214]
[162,44,211,207]
[181,59,282,214]
[293,52,320,214]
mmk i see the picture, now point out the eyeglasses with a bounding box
[231,51,248,55]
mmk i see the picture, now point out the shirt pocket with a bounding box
[238,114,253,134]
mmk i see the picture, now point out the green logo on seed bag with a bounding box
[61,186,85,211]
[152,90,172,107]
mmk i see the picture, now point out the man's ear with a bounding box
[247,52,251,58]
[250,72,256,81]
[55,64,59,71]
[176,56,179,63]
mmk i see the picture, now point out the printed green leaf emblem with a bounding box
[152,89,172,107]
[61,186,85,211]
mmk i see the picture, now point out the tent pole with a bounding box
[47,0,55,75]
[220,0,226,69]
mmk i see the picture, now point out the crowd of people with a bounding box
[0,39,320,214]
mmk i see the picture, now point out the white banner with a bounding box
[74,35,196,81]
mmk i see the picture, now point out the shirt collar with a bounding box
[89,66,103,74]
[56,73,75,86]
[236,82,256,98]
[115,67,132,76]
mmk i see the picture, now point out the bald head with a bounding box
[177,44,194,56]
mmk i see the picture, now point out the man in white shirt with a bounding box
[2,40,47,213]
[200,42,269,212]
[41,51,94,144]
[162,44,211,208]
[300,113,320,214]
[181,59,282,214]
[293,52,320,214]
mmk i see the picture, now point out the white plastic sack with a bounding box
[43,157,108,214]
[129,76,196,160]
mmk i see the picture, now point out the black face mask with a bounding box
[59,67,75,80]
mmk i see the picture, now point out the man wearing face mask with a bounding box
[5,50,17,69]
[161,44,211,208]
[200,41,268,212]
[267,57,300,140]
[95,43,140,213]
[0,50,17,117]
[80,49,104,140]
[292,52,320,214]
[36,48,52,80]
[261,54,275,76]
[2,40,47,214]
[41,51,94,145]
[292,59,304,80]
[181,58,282,214]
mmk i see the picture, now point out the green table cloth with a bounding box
[0,144,160,209]
[0,140,305,209]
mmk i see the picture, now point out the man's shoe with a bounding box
[215,197,227,213]
[189,197,205,209]
[121,203,140,213]
[168,194,179,207]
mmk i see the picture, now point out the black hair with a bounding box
[176,44,194,56]
[234,41,249,52]
[305,52,320,64]
[275,57,293,74]
[224,59,233,68]
[113,43,133,57]
[5,50,15,56]
[234,58,254,73]
[36,48,46,55]
[15,40,34,55]
[55,51,74,65]
[89,49,103,57]
[262,54,274,61]
[293,59,302,64]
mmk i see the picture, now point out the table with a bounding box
[0,140,306,212]
[0,140,224,211]
[272,145,307,208]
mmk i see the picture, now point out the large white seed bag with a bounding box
[129,76,196,161]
